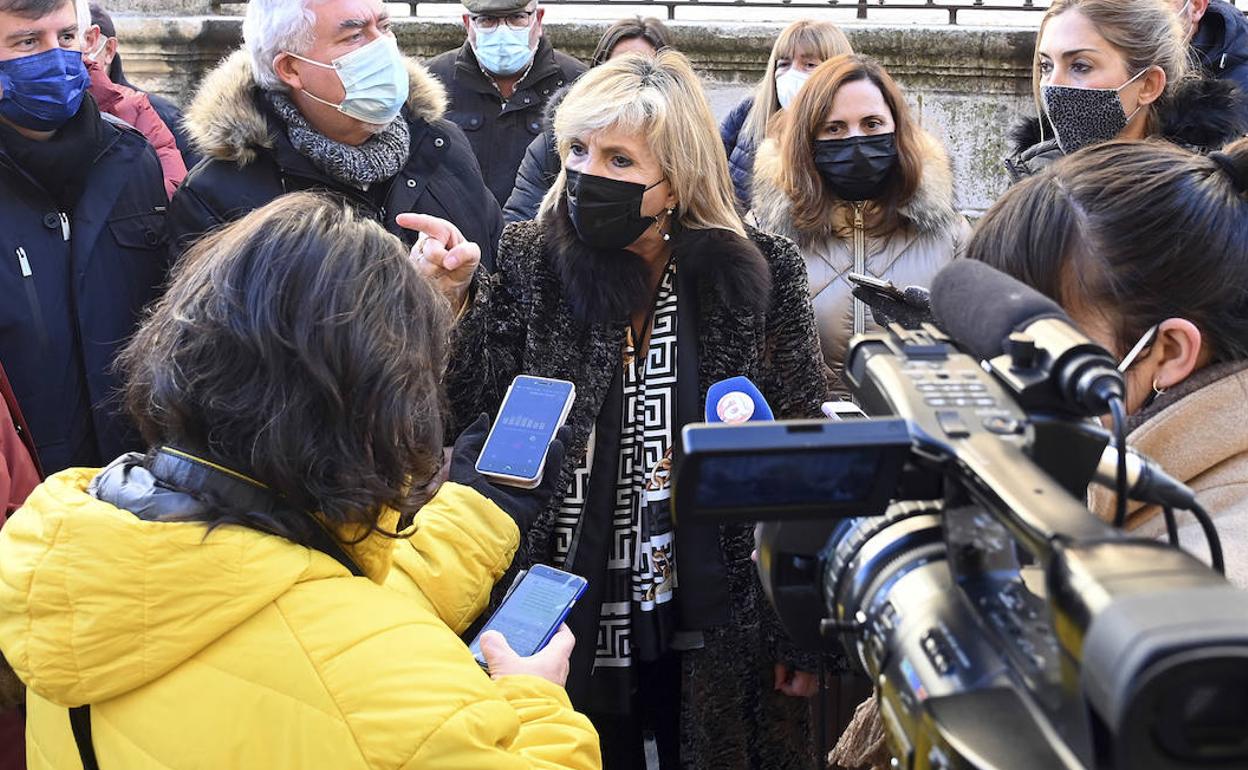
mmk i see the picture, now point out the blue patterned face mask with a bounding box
[286,35,410,125]
[0,47,90,132]
[473,24,534,77]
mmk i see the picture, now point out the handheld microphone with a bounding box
[930,260,1124,416]
[705,376,774,424]
[1094,444,1196,510]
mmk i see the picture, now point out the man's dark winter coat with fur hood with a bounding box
[1192,0,1248,124]
[446,211,830,768]
[166,50,503,268]
[1004,77,1248,183]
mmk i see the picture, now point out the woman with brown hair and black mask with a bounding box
[750,53,970,395]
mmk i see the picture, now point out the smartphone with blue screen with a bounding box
[476,375,576,488]
[469,564,588,667]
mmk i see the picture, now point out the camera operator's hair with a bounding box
[590,16,672,67]
[118,192,450,544]
[776,54,922,235]
[1034,0,1189,137]
[967,138,1248,363]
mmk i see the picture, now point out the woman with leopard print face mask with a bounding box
[1005,0,1248,183]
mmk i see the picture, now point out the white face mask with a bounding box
[286,35,410,125]
[775,66,812,109]
[84,36,108,64]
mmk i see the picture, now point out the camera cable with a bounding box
[1109,396,1129,529]
[1107,396,1224,575]
[1162,505,1179,547]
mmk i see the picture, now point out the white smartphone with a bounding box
[475,375,576,488]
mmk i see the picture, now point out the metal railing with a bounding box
[403,0,1052,23]
[212,0,1058,23]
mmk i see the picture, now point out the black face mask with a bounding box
[813,133,898,202]
[565,169,664,251]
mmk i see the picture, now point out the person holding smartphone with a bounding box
[0,193,600,770]
[748,54,970,395]
[408,51,828,770]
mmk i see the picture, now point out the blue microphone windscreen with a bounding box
[705,376,775,423]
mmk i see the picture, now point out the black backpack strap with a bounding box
[69,705,100,770]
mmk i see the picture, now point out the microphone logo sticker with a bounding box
[716,391,755,424]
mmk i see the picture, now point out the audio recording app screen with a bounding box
[471,567,584,658]
[478,378,573,478]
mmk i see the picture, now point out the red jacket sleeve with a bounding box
[0,403,38,524]
[89,63,188,199]
[0,364,39,524]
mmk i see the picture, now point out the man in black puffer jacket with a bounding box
[167,0,502,270]
[1178,0,1248,123]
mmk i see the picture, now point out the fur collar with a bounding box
[543,198,772,324]
[1009,77,1248,156]
[184,48,448,166]
[749,128,960,247]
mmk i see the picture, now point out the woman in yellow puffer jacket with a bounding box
[0,193,601,770]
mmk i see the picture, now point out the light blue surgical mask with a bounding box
[286,35,409,125]
[473,24,534,77]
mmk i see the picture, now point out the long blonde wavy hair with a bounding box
[539,49,746,237]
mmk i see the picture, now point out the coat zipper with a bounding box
[852,203,867,336]
[59,212,70,241]
[16,247,50,350]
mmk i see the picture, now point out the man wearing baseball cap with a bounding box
[426,0,585,206]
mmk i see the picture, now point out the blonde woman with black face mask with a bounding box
[1006,0,1247,182]
[405,49,830,770]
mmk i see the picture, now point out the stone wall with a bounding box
[107,13,1038,214]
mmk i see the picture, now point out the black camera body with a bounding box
[673,325,1248,770]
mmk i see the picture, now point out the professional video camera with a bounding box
[672,261,1248,770]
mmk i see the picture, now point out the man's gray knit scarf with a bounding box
[265,91,411,188]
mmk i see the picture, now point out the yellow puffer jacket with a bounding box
[0,469,601,769]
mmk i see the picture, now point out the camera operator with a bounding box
[969,137,1248,588]
[830,138,1248,770]
[0,193,600,769]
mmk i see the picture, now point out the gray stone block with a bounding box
[111,16,1039,215]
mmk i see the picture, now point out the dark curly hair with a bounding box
[118,193,450,545]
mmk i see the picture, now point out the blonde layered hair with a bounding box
[1035,0,1189,137]
[743,20,853,147]
[539,49,745,237]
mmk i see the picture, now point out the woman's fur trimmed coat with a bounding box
[445,214,829,768]
[749,129,970,383]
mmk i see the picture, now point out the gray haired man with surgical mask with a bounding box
[166,0,503,269]
[1172,0,1248,123]
[426,0,585,206]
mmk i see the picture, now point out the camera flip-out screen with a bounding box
[674,419,912,523]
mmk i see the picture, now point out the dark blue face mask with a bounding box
[0,48,90,132]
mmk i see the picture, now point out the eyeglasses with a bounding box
[470,11,534,30]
